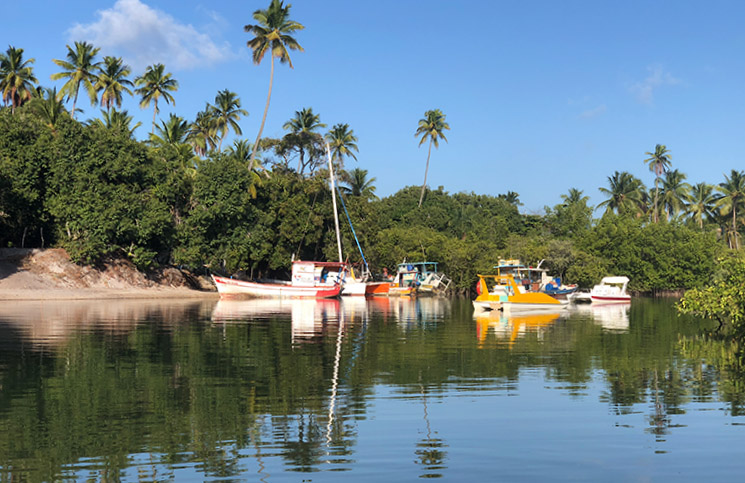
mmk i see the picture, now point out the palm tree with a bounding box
[685,182,718,230]
[415,109,450,207]
[28,87,66,130]
[149,113,190,148]
[659,169,690,220]
[561,188,589,206]
[227,139,263,198]
[283,107,325,174]
[210,89,248,151]
[187,107,218,156]
[87,109,141,138]
[716,169,745,249]
[51,41,101,119]
[244,0,304,171]
[498,191,523,207]
[325,123,358,170]
[340,167,377,200]
[643,144,672,223]
[598,171,646,216]
[0,46,37,114]
[134,63,178,133]
[94,56,133,112]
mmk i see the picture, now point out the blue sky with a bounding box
[4,0,745,213]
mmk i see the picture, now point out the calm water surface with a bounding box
[1,297,743,481]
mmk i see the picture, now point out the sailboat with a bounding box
[326,145,389,296]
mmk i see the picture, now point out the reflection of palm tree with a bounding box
[415,375,447,477]
[244,0,304,171]
[415,109,450,207]
[51,41,101,119]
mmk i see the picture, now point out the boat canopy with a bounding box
[599,276,629,284]
[397,261,439,271]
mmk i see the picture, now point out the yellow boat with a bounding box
[473,272,568,313]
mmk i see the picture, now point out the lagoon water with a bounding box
[0,297,743,481]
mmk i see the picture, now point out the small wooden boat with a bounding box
[388,261,451,296]
[211,261,346,299]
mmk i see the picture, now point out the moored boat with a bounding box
[211,260,346,299]
[590,276,631,303]
[388,261,451,296]
[473,272,568,313]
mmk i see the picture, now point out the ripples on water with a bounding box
[0,296,743,481]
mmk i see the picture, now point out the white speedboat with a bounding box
[590,276,631,303]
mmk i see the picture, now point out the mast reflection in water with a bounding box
[2,297,745,481]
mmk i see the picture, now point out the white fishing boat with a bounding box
[590,276,631,303]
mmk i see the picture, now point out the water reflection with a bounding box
[2,297,745,481]
[474,309,564,347]
[571,302,631,332]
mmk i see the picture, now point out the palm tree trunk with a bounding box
[71,92,78,120]
[653,178,659,223]
[733,207,738,250]
[418,139,433,208]
[151,99,158,134]
[249,54,275,172]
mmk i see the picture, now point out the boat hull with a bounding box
[590,295,631,303]
[212,275,341,299]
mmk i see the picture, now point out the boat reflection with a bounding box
[474,309,564,348]
[385,297,451,327]
[571,302,630,332]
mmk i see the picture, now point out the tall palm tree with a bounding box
[187,107,218,156]
[597,171,646,216]
[210,89,248,151]
[643,144,672,223]
[244,0,304,171]
[340,167,377,200]
[716,169,745,249]
[51,41,101,119]
[660,169,690,220]
[134,63,178,133]
[28,87,66,130]
[94,56,133,112]
[415,109,450,207]
[0,46,37,114]
[325,123,359,170]
[283,107,325,174]
[686,182,718,230]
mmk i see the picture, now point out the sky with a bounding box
[4,0,745,213]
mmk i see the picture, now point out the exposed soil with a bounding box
[0,248,217,300]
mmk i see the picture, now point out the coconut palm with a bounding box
[643,144,672,223]
[149,113,190,148]
[134,63,178,133]
[715,169,745,249]
[415,109,450,207]
[28,87,66,130]
[685,182,718,230]
[561,188,589,206]
[244,0,304,171]
[87,109,141,138]
[210,89,248,151]
[282,107,326,174]
[325,123,358,170]
[597,171,646,216]
[227,139,263,198]
[94,56,133,112]
[340,167,377,200]
[187,107,218,156]
[51,41,101,119]
[0,46,37,114]
[498,191,523,207]
[659,169,690,220]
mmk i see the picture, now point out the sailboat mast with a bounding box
[326,143,344,263]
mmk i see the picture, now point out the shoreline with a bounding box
[0,287,220,301]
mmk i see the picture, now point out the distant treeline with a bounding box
[1,107,734,293]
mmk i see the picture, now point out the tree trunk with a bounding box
[418,139,433,208]
[249,54,275,172]
[151,99,158,134]
[733,207,739,250]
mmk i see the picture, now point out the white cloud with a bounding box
[68,0,235,71]
[579,104,607,119]
[629,65,680,104]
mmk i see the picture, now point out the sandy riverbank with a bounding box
[0,248,219,301]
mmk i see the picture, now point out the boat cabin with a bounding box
[291,261,347,287]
